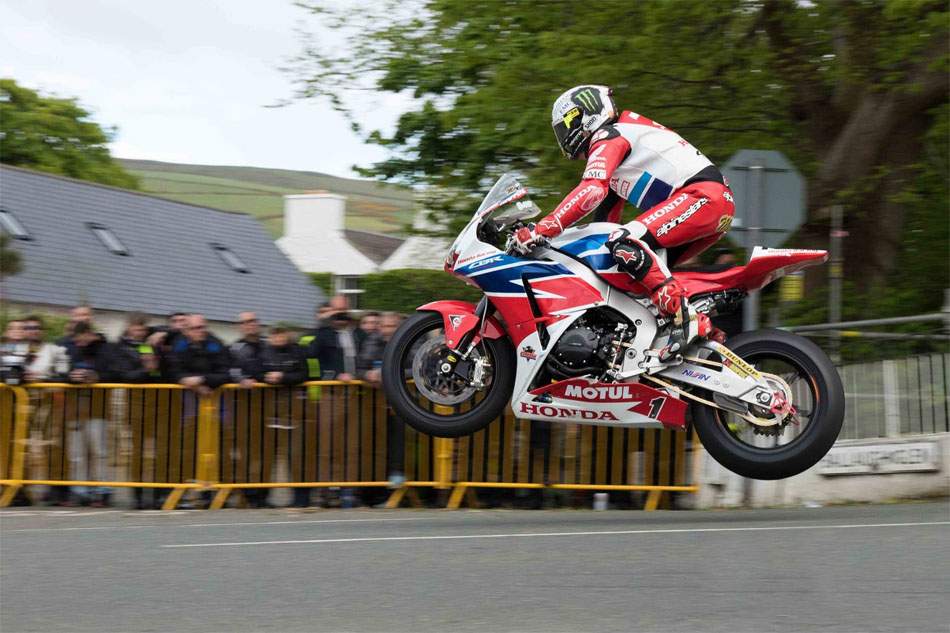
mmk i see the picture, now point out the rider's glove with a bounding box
[510,226,548,255]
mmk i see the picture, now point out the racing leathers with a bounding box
[524,111,736,357]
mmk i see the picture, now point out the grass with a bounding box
[120,159,415,238]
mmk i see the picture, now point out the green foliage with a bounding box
[0,310,72,343]
[120,158,416,237]
[0,233,22,277]
[308,272,334,297]
[0,79,139,189]
[309,269,482,313]
[359,269,482,312]
[287,0,948,325]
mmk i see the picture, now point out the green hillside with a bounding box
[118,159,415,237]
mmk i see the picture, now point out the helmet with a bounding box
[551,85,618,159]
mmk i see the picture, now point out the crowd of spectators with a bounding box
[1,301,401,392]
[0,300,405,509]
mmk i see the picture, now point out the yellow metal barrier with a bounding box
[445,409,700,510]
[0,384,204,509]
[208,382,448,509]
[0,381,699,510]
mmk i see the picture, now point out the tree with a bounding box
[0,79,138,189]
[0,233,22,277]
[286,0,948,315]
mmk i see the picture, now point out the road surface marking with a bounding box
[162,521,950,548]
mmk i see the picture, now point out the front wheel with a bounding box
[382,311,515,438]
[692,329,845,480]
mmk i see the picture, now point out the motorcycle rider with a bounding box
[512,85,735,359]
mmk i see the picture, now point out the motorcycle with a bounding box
[382,174,844,480]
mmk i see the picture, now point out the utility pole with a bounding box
[829,205,844,364]
[742,159,765,332]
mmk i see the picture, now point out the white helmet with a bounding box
[551,85,618,159]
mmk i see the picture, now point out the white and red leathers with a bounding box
[535,111,735,315]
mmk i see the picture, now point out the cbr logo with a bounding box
[469,255,503,270]
[681,369,711,381]
[520,402,619,421]
[519,346,537,361]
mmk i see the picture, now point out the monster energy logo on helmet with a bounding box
[573,88,601,111]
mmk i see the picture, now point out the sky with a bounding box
[0,0,407,178]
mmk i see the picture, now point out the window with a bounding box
[87,223,128,255]
[0,209,32,240]
[211,243,249,273]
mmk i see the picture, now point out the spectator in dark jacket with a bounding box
[307,312,360,381]
[230,311,266,388]
[357,312,405,495]
[258,327,311,508]
[259,327,308,386]
[147,312,189,379]
[171,315,229,397]
[57,306,105,357]
[65,321,113,506]
[111,312,162,383]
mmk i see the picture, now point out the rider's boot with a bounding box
[607,229,711,361]
[650,278,712,360]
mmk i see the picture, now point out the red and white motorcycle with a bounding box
[383,174,844,479]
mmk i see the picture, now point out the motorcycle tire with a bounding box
[691,328,845,480]
[382,311,515,438]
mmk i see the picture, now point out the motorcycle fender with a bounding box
[418,300,506,348]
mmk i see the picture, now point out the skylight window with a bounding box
[211,243,249,273]
[0,209,32,240]
[87,223,128,255]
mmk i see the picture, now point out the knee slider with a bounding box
[611,240,653,281]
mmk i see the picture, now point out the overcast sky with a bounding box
[0,0,406,178]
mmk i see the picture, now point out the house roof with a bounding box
[342,228,405,266]
[0,165,324,325]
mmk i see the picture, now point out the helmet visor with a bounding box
[553,106,584,158]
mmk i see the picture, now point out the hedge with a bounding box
[309,269,483,314]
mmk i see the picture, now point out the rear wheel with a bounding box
[692,329,844,480]
[382,311,515,438]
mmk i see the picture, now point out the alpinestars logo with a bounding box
[573,88,600,111]
[723,191,734,203]
[656,198,708,237]
[614,248,642,268]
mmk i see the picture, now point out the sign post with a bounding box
[723,150,807,331]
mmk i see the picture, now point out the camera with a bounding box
[0,354,26,385]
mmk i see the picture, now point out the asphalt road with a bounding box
[1,502,948,632]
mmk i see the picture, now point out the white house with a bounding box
[276,191,451,304]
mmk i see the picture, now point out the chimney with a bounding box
[283,191,347,238]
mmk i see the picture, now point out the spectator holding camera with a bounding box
[57,306,105,357]
[170,315,230,397]
[230,311,266,388]
[111,312,162,383]
[66,321,111,384]
[20,315,70,383]
[307,309,360,382]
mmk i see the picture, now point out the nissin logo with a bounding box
[681,369,711,381]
